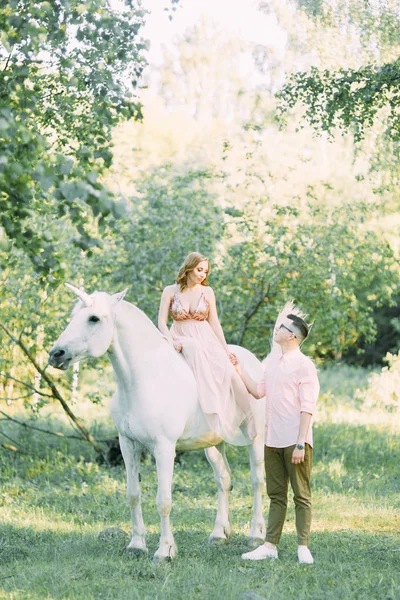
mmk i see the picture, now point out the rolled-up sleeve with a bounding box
[298,362,319,414]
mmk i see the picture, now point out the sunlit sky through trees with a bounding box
[141,0,286,61]
[111,0,286,88]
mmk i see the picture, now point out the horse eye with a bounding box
[88,315,100,323]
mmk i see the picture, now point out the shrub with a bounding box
[356,352,400,411]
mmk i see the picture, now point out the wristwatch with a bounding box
[296,443,305,450]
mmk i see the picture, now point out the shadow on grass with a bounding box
[0,521,398,564]
[2,417,399,536]
[0,522,399,600]
[0,412,115,461]
[1,408,399,598]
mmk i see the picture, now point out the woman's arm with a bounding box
[236,364,262,399]
[206,288,231,356]
[158,286,179,348]
[232,357,264,399]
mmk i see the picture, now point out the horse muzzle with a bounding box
[48,348,72,370]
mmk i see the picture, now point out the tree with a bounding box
[0,0,146,279]
[276,1,400,142]
[83,164,225,322]
[277,60,400,142]
[216,202,398,361]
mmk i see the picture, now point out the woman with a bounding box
[158,252,255,441]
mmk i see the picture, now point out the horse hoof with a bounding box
[153,550,176,562]
[248,537,265,549]
[153,544,177,562]
[209,536,228,546]
[153,553,172,564]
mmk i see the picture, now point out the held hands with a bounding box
[291,446,305,464]
[228,351,238,365]
[228,352,242,375]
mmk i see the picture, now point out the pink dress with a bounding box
[170,286,255,441]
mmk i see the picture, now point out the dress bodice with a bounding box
[170,287,210,322]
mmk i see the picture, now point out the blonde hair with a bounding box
[176,252,210,290]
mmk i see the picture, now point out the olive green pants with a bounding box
[264,444,313,546]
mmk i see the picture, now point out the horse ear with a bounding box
[112,288,128,303]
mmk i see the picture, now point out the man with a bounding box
[236,308,319,564]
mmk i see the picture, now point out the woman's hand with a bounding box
[228,352,242,375]
[228,352,238,365]
[173,340,182,352]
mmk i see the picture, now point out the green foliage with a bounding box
[0,0,146,277]
[85,164,225,321]
[216,202,397,360]
[0,236,104,410]
[356,352,400,411]
[277,1,400,142]
[3,0,400,420]
[0,370,399,599]
[293,0,400,52]
[317,363,373,408]
[277,60,400,142]
[344,296,400,365]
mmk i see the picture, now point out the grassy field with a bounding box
[0,364,399,600]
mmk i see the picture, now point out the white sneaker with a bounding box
[298,545,314,564]
[241,543,278,561]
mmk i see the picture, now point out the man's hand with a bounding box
[291,446,305,464]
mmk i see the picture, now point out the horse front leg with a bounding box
[153,441,177,561]
[205,443,232,543]
[248,436,266,547]
[119,435,147,555]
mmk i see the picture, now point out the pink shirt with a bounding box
[257,347,319,448]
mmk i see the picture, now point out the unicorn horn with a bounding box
[65,283,93,307]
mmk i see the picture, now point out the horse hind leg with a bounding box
[205,443,232,544]
[247,436,266,547]
[119,435,148,556]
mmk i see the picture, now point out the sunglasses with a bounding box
[279,323,297,337]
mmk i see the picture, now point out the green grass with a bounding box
[0,365,399,599]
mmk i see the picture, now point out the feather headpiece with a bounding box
[268,300,312,357]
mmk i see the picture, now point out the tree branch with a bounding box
[237,282,270,346]
[3,50,13,72]
[0,322,105,458]
[1,444,18,452]
[0,410,114,445]
[0,373,53,398]
[0,393,35,401]
[0,409,86,440]
[0,429,23,451]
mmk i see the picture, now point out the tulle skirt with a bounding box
[171,319,255,442]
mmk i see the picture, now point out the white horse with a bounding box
[48,285,266,561]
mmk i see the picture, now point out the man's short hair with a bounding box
[287,314,309,341]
